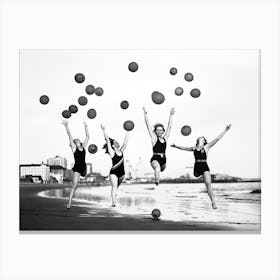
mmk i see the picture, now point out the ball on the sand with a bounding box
[87,108,97,119]
[85,85,95,95]
[128,62,138,72]
[95,87,104,96]
[181,125,192,136]
[120,100,129,109]
[152,209,161,219]
[151,91,165,105]
[88,144,98,154]
[39,95,49,105]
[62,110,71,119]
[74,73,85,83]
[184,72,193,82]
[123,120,134,131]
[175,87,184,96]
[190,88,201,98]
[78,96,88,106]
[69,105,78,114]
[170,67,177,75]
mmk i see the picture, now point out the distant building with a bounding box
[20,164,50,183]
[49,165,66,184]
[86,163,93,174]
[47,156,67,169]
[135,157,148,179]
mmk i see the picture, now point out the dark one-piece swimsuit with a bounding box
[72,146,87,177]
[150,137,167,172]
[193,147,210,177]
[110,152,125,178]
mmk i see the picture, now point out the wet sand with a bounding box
[20,183,259,232]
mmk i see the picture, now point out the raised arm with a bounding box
[62,120,76,153]
[120,132,129,152]
[83,122,89,147]
[170,143,194,152]
[101,124,114,157]
[163,108,175,141]
[206,124,231,149]
[143,107,156,143]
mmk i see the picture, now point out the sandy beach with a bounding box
[20,182,261,232]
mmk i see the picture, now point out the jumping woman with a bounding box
[62,120,89,209]
[143,107,175,187]
[171,124,231,209]
[101,124,129,207]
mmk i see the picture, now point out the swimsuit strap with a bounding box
[111,157,124,170]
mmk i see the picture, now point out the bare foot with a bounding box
[112,203,116,207]
[66,205,71,210]
[212,202,217,209]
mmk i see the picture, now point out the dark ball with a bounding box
[184,72,194,82]
[62,110,71,119]
[74,73,85,83]
[85,85,95,95]
[190,88,201,98]
[120,100,129,110]
[128,62,138,72]
[87,108,97,119]
[181,125,192,136]
[95,87,104,96]
[152,209,161,219]
[78,96,88,106]
[69,105,78,114]
[151,91,165,105]
[39,95,49,105]
[88,144,98,154]
[170,67,177,75]
[123,120,135,131]
[175,87,184,96]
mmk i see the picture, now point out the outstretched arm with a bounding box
[120,132,129,152]
[170,143,194,152]
[83,122,89,147]
[62,120,76,152]
[163,108,175,141]
[101,124,114,157]
[206,124,231,149]
[143,107,156,143]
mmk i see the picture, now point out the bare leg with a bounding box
[118,175,125,187]
[203,171,217,209]
[151,160,161,186]
[67,172,80,209]
[110,174,118,207]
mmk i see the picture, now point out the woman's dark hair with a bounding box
[153,123,165,133]
[196,136,207,146]
[103,138,115,154]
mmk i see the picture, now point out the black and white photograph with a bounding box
[20,50,261,231]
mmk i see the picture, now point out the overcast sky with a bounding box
[20,50,260,178]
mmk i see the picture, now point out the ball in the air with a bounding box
[190,88,201,98]
[175,87,184,96]
[152,209,161,219]
[123,120,135,131]
[88,144,98,154]
[74,73,85,83]
[151,91,165,105]
[85,85,95,95]
[62,110,71,119]
[181,125,192,136]
[87,108,97,119]
[170,67,177,75]
[128,62,138,72]
[184,72,193,82]
[69,105,78,114]
[39,95,49,105]
[78,96,88,106]
[95,87,104,96]
[120,100,129,110]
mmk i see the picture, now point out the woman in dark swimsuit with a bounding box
[62,120,89,209]
[143,107,175,187]
[171,124,231,209]
[101,124,129,207]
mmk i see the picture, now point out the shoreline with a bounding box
[20,184,260,232]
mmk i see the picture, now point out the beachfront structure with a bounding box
[49,165,66,184]
[86,163,93,174]
[47,156,67,169]
[20,164,50,183]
